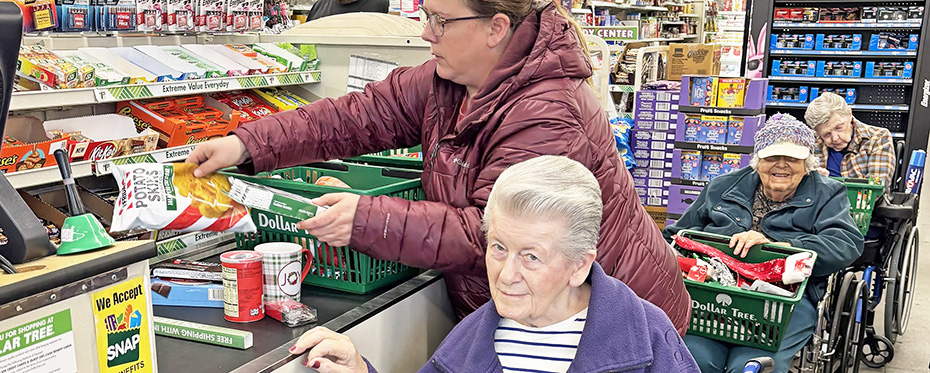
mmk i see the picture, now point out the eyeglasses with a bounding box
[419,7,491,37]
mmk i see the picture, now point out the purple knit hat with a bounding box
[753,113,817,159]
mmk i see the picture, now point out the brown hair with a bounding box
[460,0,590,56]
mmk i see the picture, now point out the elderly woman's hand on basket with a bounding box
[728,231,791,258]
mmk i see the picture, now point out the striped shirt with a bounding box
[493,308,588,373]
[816,119,895,187]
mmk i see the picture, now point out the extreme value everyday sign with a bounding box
[0,310,78,373]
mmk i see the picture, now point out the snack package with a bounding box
[111,163,256,232]
[314,176,351,188]
[264,299,318,327]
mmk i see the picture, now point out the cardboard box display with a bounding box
[208,91,278,122]
[0,117,70,174]
[253,43,313,72]
[679,150,702,181]
[682,114,701,142]
[771,60,817,76]
[810,87,856,103]
[203,44,268,74]
[225,44,288,73]
[668,185,703,215]
[251,87,311,111]
[116,97,242,148]
[17,45,79,89]
[868,33,919,51]
[55,50,132,86]
[815,34,862,51]
[770,34,815,50]
[716,78,746,108]
[865,61,913,78]
[134,45,213,80]
[160,46,231,77]
[180,44,254,76]
[698,115,728,144]
[689,77,717,107]
[41,114,159,162]
[701,151,724,181]
[110,47,188,81]
[816,60,863,78]
[667,44,721,82]
[79,47,160,83]
[767,86,810,103]
[727,117,744,145]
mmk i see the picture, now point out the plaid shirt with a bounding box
[817,119,896,186]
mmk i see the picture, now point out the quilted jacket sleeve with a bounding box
[231,62,434,173]
[349,99,594,274]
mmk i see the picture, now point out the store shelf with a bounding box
[571,8,592,14]
[10,70,322,112]
[660,2,686,6]
[769,49,918,57]
[637,37,686,42]
[768,76,913,84]
[718,11,747,16]
[671,178,709,188]
[767,102,910,111]
[680,14,701,18]
[662,21,686,25]
[772,21,921,29]
[610,84,635,92]
[5,144,196,189]
[678,105,766,116]
[674,141,755,154]
[591,2,669,11]
[682,34,699,38]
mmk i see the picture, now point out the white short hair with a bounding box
[805,92,852,130]
[750,153,820,172]
[483,156,602,262]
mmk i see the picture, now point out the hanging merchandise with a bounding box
[166,0,195,31]
[56,0,92,31]
[226,0,249,31]
[197,0,226,32]
[97,0,137,31]
[136,0,166,31]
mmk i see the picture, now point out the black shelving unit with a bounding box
[759,0,930,190]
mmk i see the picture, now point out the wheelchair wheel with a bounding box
[859,334,894,368]
[838,279,867,372]
[827,273,857,373]
[884,224,918,342]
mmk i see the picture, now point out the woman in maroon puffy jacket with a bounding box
[187,0,691,333]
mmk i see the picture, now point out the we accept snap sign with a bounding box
[92,277,153,373]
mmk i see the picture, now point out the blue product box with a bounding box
[865,61,913,78]
[772,60,817,76]
[810,87,856,104]
[698,115,728,144]
[683,115,701,142]
[767,86,809,103]
[868,33,919,51]
[690,77,717,107]
[701,151,724,181]
[721,153,742,175]
[726,117,744,145]
[815,34,862,51]
[151,278,224,308]
[680,150,702,181]
[770,33,815,50]
[816,61,862,78]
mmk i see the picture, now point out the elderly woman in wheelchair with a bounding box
[664,113,864,373]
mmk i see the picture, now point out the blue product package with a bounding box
[727,117,744,145]
[721,153,742,175]
[610,116,636,169]
[690,77,716,106]
[699,115,728,144]
[701,151,724,181]
[680,150,702,181]
[151,278,224,308]
[905,150,926,194]
[683,115,701,142]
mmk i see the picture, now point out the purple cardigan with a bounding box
[366,263,698,372]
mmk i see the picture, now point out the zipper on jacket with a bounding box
[429,142,441,169]
[606,360,653,372]
[431,358,449,373]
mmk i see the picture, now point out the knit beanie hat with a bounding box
[754,113,817,159]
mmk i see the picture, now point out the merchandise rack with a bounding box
[762,0,930,190]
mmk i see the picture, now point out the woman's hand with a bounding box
[817,168,830,177]
[296,193,361,247]
[185,135,251,177]
[290,326,368,373]
[728,230,771,258]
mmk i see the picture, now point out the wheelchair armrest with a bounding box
[871,192,918,220]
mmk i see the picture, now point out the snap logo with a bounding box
[716,294,732,306]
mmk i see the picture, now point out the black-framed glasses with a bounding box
[419,7,491,37]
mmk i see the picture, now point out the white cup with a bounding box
[254,242,312,301]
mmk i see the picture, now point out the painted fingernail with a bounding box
[288,345,297,353]
[312,361,321,369]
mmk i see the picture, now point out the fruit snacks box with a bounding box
[682,114,701,142]
[716,78,746,108]
[18,45,79,89]
[727,117,744,145]
[698,115,728,144]
[251,87,310,111]
[679,150,702,181]
[701,151,724,181]
[55,50,131,86]
[721,153,742,175]
[689,77,717,107]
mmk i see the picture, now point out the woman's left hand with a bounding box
[296,193,361,247]
[728,230,771,258]
[290,326,368,372]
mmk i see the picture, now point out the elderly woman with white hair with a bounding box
[288,156,698,373]
[805,92,896,186]
[664,113,864,373]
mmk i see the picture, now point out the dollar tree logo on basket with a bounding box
[257,211,300,234]
[692,293,758,321]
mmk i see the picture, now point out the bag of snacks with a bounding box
[111,162,256,232]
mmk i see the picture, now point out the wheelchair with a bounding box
[793,143,921,373]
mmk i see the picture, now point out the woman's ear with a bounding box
[569,251,596,287]
[487,13,512,48]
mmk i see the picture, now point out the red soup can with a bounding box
[221,251,264,322]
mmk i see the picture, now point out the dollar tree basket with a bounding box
[345,146,423,170]
[832,177,884,235]
[228,162,423,294]
[672,230,816,352]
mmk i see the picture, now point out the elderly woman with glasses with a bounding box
[805,92,896,186]
[664,114,864,373]
[288,156,699,373]
[186,0,691,332]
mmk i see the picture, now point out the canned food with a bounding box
[221,251,265,322]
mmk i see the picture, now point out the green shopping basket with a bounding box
[672,229,816,352]
[345,145,423,169]
[226,162,422,294]
[832,177,884,235]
